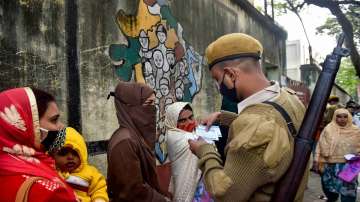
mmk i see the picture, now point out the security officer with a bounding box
[189,33,307,201]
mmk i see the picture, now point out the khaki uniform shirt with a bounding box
[197,85,307,202]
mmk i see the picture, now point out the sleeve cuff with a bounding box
[196,144,218,158]
[197,144,223,172]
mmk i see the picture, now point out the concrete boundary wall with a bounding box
[0,0,287,174]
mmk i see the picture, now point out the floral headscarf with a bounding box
[0,87,71,183]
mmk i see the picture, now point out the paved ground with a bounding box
[304,172,360,202]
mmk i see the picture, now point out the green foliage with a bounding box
[335,58,360,99]
[316,5,360,46]
[255,5,264,13]
[273,0,305,16]
[319,4,360,94]
[273,2,289,15]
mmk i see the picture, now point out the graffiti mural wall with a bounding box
[109,0,205,164]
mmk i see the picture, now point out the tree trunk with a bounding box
[305,0,360,76]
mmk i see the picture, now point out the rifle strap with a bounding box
[263,101,297,137]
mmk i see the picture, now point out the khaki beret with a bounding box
[205,33,263,69]
[328,95,339,102]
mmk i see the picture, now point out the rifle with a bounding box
[271,34,349,201]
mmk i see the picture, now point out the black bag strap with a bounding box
[263,101,297,137]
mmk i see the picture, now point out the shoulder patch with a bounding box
[283,87,296,95]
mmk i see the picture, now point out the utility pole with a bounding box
[65,0,82,132]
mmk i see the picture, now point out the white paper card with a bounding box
[345,154,356,160]
[195,125,222,141]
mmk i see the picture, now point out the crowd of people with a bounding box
[0,32,359,202]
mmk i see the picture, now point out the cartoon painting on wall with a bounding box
[109,0,204,164]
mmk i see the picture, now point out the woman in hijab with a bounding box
[315,108,360,202]
[107,81,170,202]
[0,87,77,201]
[165,102,212,202]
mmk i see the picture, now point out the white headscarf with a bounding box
[165,102,201,202]
[165,102,189,130]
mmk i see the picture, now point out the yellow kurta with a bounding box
[197,86,307,202]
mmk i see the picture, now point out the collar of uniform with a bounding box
[237,81,280,114]
[264,81,279,93]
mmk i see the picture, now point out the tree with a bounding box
[274,0,314,64]
[316,4,359,54]
[275,0,360,77]
[305,0,360,77]
[335,57,360,100]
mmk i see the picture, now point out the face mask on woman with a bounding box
[130,105,157,135]
[40,128,66,153]
[178,120,197,132]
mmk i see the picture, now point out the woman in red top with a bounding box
[0,87,77,202]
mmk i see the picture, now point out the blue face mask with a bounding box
[219,73,240,103]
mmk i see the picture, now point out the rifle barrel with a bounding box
[271,33,347,201]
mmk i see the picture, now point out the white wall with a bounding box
[286,40,308,81]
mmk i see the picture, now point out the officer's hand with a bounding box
[188,137,208,156]
[201,112,221,131]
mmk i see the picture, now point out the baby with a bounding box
[53,127,109,202]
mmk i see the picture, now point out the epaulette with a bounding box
[283,87,296,95]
